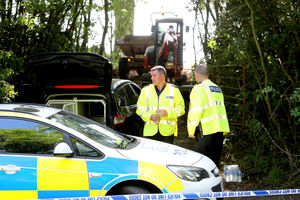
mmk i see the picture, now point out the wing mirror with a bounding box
[53,142,74,157]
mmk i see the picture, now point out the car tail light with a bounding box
[55,85,99,89]
[114,115,126,127]
[127,57,134,63]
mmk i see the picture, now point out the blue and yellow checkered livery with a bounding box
[0,155,182,199]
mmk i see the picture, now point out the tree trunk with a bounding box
[99,0,109,55]
[81,0,92,51]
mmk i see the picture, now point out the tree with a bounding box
[189,0,224,64]
[0,0,131,101]
[208,0,299,185]
[106,0,135,67]
[99,0,109,55]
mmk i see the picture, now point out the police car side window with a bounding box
[71,137,102,158]
[0,118,64,154]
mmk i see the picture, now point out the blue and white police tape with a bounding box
[44,189,300,200]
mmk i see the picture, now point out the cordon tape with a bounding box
[42,189,300,200]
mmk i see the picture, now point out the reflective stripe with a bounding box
[145,85,151,111]
[201,114,228,123]
[148,106,158,111]
[174,109,181,116]
[137,106,146,110]
[188,120,199,126]
[200,83,213,103]
[139,110,145,117]
[160,120,176,125]
[215,102,224,106]
[137,106,146,117]
[169,84,174,108]
[146,120,177,125]
[189,107,204,113]
[159,106,169,110]
[145,122,157,125]
[189,102,225,113]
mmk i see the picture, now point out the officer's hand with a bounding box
[189,135,196,139]
[150,114,160,123]
[156,109,168,117]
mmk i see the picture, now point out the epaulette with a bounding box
[167,83,178,88]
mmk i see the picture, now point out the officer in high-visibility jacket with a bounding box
[187,65,230,167]
[136,66,185,144]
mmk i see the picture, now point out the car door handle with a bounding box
[0,165,21,174]
[89,172,101,178]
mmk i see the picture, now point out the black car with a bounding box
[14,52,143,136]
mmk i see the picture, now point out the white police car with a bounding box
[0,103,222,199]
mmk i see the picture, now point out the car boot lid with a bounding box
[25,52,112,90]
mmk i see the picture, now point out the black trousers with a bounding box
[144,131,174,144]
[195,130,223,167]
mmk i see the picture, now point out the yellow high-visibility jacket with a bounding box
[136,84,185,137]
[187,79,230,136]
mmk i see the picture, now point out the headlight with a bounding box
[167,165,209,182]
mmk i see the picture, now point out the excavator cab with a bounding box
[144,18,184,81]
[116,15,188,84]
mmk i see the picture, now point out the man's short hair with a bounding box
[151,65,166,76]
[195,65,209,77]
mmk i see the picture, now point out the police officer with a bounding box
[136,66,185,144]
[187,65,230,167]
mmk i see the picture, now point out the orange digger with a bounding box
[116,15,189,84]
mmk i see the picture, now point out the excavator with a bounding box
[116,14,188,84]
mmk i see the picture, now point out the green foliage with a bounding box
[265,167,287,187]
[0,127,63,154]
[290,87,300,125]
[0,0,136,101]
[207,37,217,50]
[0,50,24,102]
[192,0,300,188]
[110,0,135,67]
[0,0,93,71]
[0,78,16,103]
[255,86,279,103]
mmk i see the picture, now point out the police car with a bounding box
[0,103,222,199]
